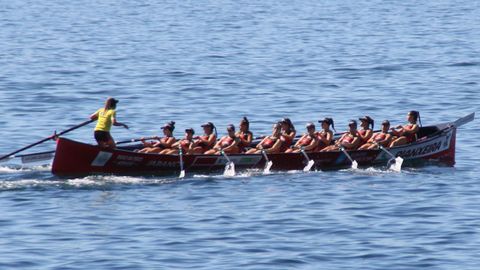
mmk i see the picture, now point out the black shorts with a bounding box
[94,131,112,143]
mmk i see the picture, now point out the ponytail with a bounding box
[330,118,336,133]
[241,116,250,130]
[168,121,176,132]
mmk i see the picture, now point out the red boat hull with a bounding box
[52,121,461,177]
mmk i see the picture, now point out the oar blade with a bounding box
[264,161,273,174]
[179,170,186,178]
[224,162,236,177]
[351,160,359,170]
[303,160,315,172]
[389,157,404,172]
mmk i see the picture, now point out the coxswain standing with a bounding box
[90,97,129,149]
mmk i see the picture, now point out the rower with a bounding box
[321,120,361,152]
[279,118,296,152]
[138,121,176,154]
[164,128,195,155]
[245,122,283,154]
[285,122,318,153]
[236,117,253,153]
[315,117,335,151]
[89,97,129,149]
[389,111,421,147]
[192,122,217,154]
[357,116,374,146]
[358,120,392,150]
[205,124,241,155]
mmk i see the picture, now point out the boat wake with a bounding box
[0,164,52,173]
[0,164,417,192]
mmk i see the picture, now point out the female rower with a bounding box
[245,122,283,154]
[357,116,374,146]
[321,120,361,151]
[285,123,318,153]
[389,111,421,147]
[138,121,176,154]
[280,118,296,152]
[204,125,241,155]
[315,117,335,151]
[358,120,392,150]
[90,97,129,149]
[164,128,195,155]
[192,122,217,154]
[236,117,253,153]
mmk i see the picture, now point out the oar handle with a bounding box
[116,136,157,145]
[340,147,354,163]
[0,119,94,161]
[376,143,396,159]
[300,148,310,161]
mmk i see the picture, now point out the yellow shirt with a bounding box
[94,108,116,132]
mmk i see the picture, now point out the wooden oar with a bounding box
[178,146,185,178]
[261,150,273,173]
[220,150,235,177]
[0,119,94,162]
[300,148,315,172]
[116,136,157,145]
[339,146,358,169]
[377,144,403,172]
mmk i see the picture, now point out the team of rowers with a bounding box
[135,112,422,155]
[90,98,421,154]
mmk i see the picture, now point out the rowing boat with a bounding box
[51,113,474,176]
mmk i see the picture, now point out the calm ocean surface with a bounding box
[1,0,479,269]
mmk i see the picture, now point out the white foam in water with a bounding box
[65,175,176,187]
[339,166,401,175]
[0,164,52,173]
[0,179,61,190]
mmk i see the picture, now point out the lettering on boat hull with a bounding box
[383,129,453,160]
[91,151,113,167]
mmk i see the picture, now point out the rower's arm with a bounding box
[222,137,240,151]
[160,137,176,148]
[171,141,181,148]
[205,134,216,146]
[212,138,223,150]
[343,137,360,149]
[89,110,99,120]
[265,139,282,154]
[113,117,129,129]
[294,135,307,148]
[284,131,296,140]
[377,134,392,145]
[256,138,267,150]
[303,137,319,151]
[403,124,419,135]
[320,132,333,145]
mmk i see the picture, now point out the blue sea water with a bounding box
[0,0,479,269]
